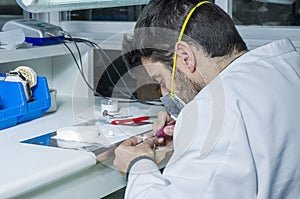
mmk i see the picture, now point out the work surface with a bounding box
[0,95,164,199]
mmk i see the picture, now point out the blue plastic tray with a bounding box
[0,75,51,130]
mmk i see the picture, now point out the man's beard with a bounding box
[175,69,203,104]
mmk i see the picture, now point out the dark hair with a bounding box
[122,0,247,70]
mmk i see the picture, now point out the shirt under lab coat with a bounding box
[125,38,300,199]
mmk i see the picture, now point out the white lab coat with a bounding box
[125,38,300,199]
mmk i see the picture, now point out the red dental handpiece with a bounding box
[155,121,176,138]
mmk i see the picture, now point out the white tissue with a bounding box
[0,29,26,50]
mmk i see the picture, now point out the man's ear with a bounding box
[175,41,196,73]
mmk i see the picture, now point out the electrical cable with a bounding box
[64,36,135,99]
[50,32,163,106]
[60,31,83,73]
[81,38,163,106]
[46,31,105,98]
[66,37,138,99]
[63,36,163,106]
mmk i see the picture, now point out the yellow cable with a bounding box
[170,1,210,99]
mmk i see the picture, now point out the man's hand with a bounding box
[113,137,154,174]
[153,111,175,146]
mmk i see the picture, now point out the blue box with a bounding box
[0,75,51,130]
[25,36,65,46]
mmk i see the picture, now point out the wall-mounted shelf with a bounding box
[0,42,91,64]
[0,42,94,98]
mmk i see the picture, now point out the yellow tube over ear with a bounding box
[170,1,211,99]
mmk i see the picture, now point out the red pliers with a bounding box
[111,117,176,138]
[110,116,153,126]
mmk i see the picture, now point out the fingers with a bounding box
[141,138,155,149]
[153,111,172,133]
[137,142,155,156]
[121,137,139,146]
[114,110,174,174]
[154,123,175,144]
[113,137,155,174]
[152,111,175,147]
[163,125,174,136]
[157,137,164,144]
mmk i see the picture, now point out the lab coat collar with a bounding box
[194,38,296,101]
[221,38,296,74]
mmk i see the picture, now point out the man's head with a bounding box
[123,0,247,104]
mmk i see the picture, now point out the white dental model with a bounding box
[56,126,100,142]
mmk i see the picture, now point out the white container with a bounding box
[46,89,57,113]
[100,98,118,114]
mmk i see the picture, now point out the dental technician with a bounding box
[113,0,300,198]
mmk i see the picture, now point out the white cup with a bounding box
[101,98,118,114]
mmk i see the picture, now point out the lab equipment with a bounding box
[2,19,64,46]
[102,109,132,119]
[138,121,176,143]
[46,88,57,113]
[56,126,101,142]
[136,121,176,146]
[0,74,51,130]
[16,0,150,13]
[110,116,155,126]
[100,98,118,114]
[4,71,32,102]
[13,66,37,88]
[102,110,113,117]
[4,66,37,102]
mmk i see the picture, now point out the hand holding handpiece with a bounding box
[137,120,176,143]
[113,112,175,173]
[156,121,176,138]
[139,111,175,146]
[114,137,155,174]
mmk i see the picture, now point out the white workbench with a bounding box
[0,37,164,198]
[0,43,129,199]
[0,96,128,199]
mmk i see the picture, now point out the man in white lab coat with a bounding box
[113,0,300,198]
